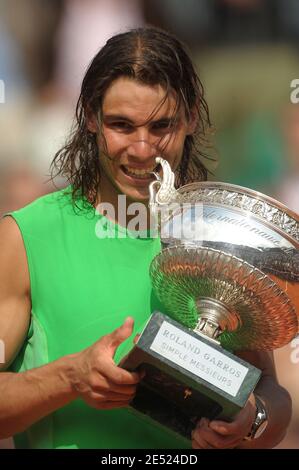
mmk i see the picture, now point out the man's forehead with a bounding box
[101,77,180,120]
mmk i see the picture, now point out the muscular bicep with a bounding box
[236,350,277,380]
[0,216,31,371]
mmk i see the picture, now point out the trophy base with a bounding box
[121,311,261,441]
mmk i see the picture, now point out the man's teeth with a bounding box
[123,166,154,178]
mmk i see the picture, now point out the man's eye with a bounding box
[152,121,174,131]
[110,122,133,131]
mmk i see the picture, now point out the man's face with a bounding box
[89,77,195,202]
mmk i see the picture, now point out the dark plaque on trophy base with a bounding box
[121,157,299,442]
[122,311,261,441]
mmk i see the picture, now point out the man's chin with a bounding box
[126,192,150,203]
[119,186,150,203]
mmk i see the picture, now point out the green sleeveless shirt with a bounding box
[7,187,190,449]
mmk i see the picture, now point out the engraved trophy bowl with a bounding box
[149,157,299,351]
[121,157,299,443]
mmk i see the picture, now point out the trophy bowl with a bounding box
[150,167,299,351]
[121,157,299,443]
[150,245,297,352]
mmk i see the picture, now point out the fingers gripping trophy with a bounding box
[122,157,299,443]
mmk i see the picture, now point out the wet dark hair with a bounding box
[51,27,212,206]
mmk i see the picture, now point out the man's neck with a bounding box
[95,177,152,230]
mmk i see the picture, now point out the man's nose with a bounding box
[127,140,157,160]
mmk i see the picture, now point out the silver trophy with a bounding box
[122,157,299,442]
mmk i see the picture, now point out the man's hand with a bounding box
[69,317,142,410]
[192,393,256,449]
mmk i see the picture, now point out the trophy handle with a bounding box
[149,157,180,221]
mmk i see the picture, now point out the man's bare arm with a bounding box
[0,357,79,438]
[0,217,77,438]
[0,217,140,439]
[237,350,292,449]
[0,216,31,372]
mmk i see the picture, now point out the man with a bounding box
[0,27,292,449]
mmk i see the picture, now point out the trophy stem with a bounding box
[195,297,241,340]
